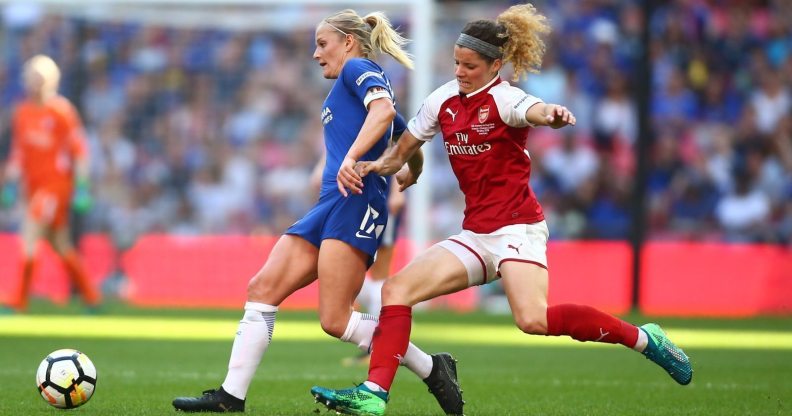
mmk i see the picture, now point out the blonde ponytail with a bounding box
[365,12,414,69]
[323,9,413,70]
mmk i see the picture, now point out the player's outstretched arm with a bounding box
[526,103,576,129]
[356,129,424,179]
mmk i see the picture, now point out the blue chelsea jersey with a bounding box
[319,58,404,194]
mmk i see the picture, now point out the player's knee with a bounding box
[318,315,346,339]
[246,273,273,301]
[380,279,411,305]
[514,314,547,335]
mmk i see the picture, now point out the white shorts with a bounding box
[436,221,549,287]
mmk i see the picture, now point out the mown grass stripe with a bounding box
[2,315,791,349]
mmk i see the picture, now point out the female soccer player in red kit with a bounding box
[1,54,98,312]
[312,4,692,415]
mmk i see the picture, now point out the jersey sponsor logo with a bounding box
[455,132,469,144]
[444,141,492,156]
[445,131,493,156]
[321,106,333,125]
[478,105,490,123]
[356,204,385,239]
[445,107,459,122]
[355,71,384,86]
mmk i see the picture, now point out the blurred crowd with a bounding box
[1,0,791,246]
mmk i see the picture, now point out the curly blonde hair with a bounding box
[459,3,550,81]
[323,9,414,69]
[498,3,550,80]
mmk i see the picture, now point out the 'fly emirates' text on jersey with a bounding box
[408,76,545,233]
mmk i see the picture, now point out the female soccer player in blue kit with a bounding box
[172,9,462,414]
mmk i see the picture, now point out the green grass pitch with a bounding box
[1,303,790,415]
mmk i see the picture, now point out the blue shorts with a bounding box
[286,174,388,265]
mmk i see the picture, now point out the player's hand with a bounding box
[355,160,383,178]
[72,179,93,213]
[337,156,363,197]
[546,105,576,129]
[395,165,418,191]
[0,182,17,208]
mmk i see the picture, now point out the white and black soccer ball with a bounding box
[36,349,97,409]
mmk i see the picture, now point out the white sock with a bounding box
[221,302,278,400]
[359,278,385,316]
[340,310,377,352]
[341,311,434,380]
[633,327,649,352]
[363,381,386,392]
[404,342,434,379]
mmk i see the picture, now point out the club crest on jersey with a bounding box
[478,105,490,123]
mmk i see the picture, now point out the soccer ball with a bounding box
[36,349,98,409]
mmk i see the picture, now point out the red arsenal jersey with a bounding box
[408,76,545,233]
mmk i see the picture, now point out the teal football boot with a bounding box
[311,383,388,416]
[640,323,693,385]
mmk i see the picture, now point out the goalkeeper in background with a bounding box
[1,54,99,312]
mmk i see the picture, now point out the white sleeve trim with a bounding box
[519,100,544,128]
[406,80,456,141]
[492,83,543,128]
[363,89,392,109]
[407,119,435,142]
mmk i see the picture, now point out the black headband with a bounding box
[456,33,502,59]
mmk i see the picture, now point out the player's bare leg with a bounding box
[344,244,393,367]
[313,245,468,416]
[318,239,435,378]
[316,239,369,337]
[500,261,692,385]
[173,235,319,412]
[359,244,393,317]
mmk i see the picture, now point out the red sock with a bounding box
[12,258,35,310]
[546,304,639,348]
[62,251,100,306]
[368,305,412,391]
